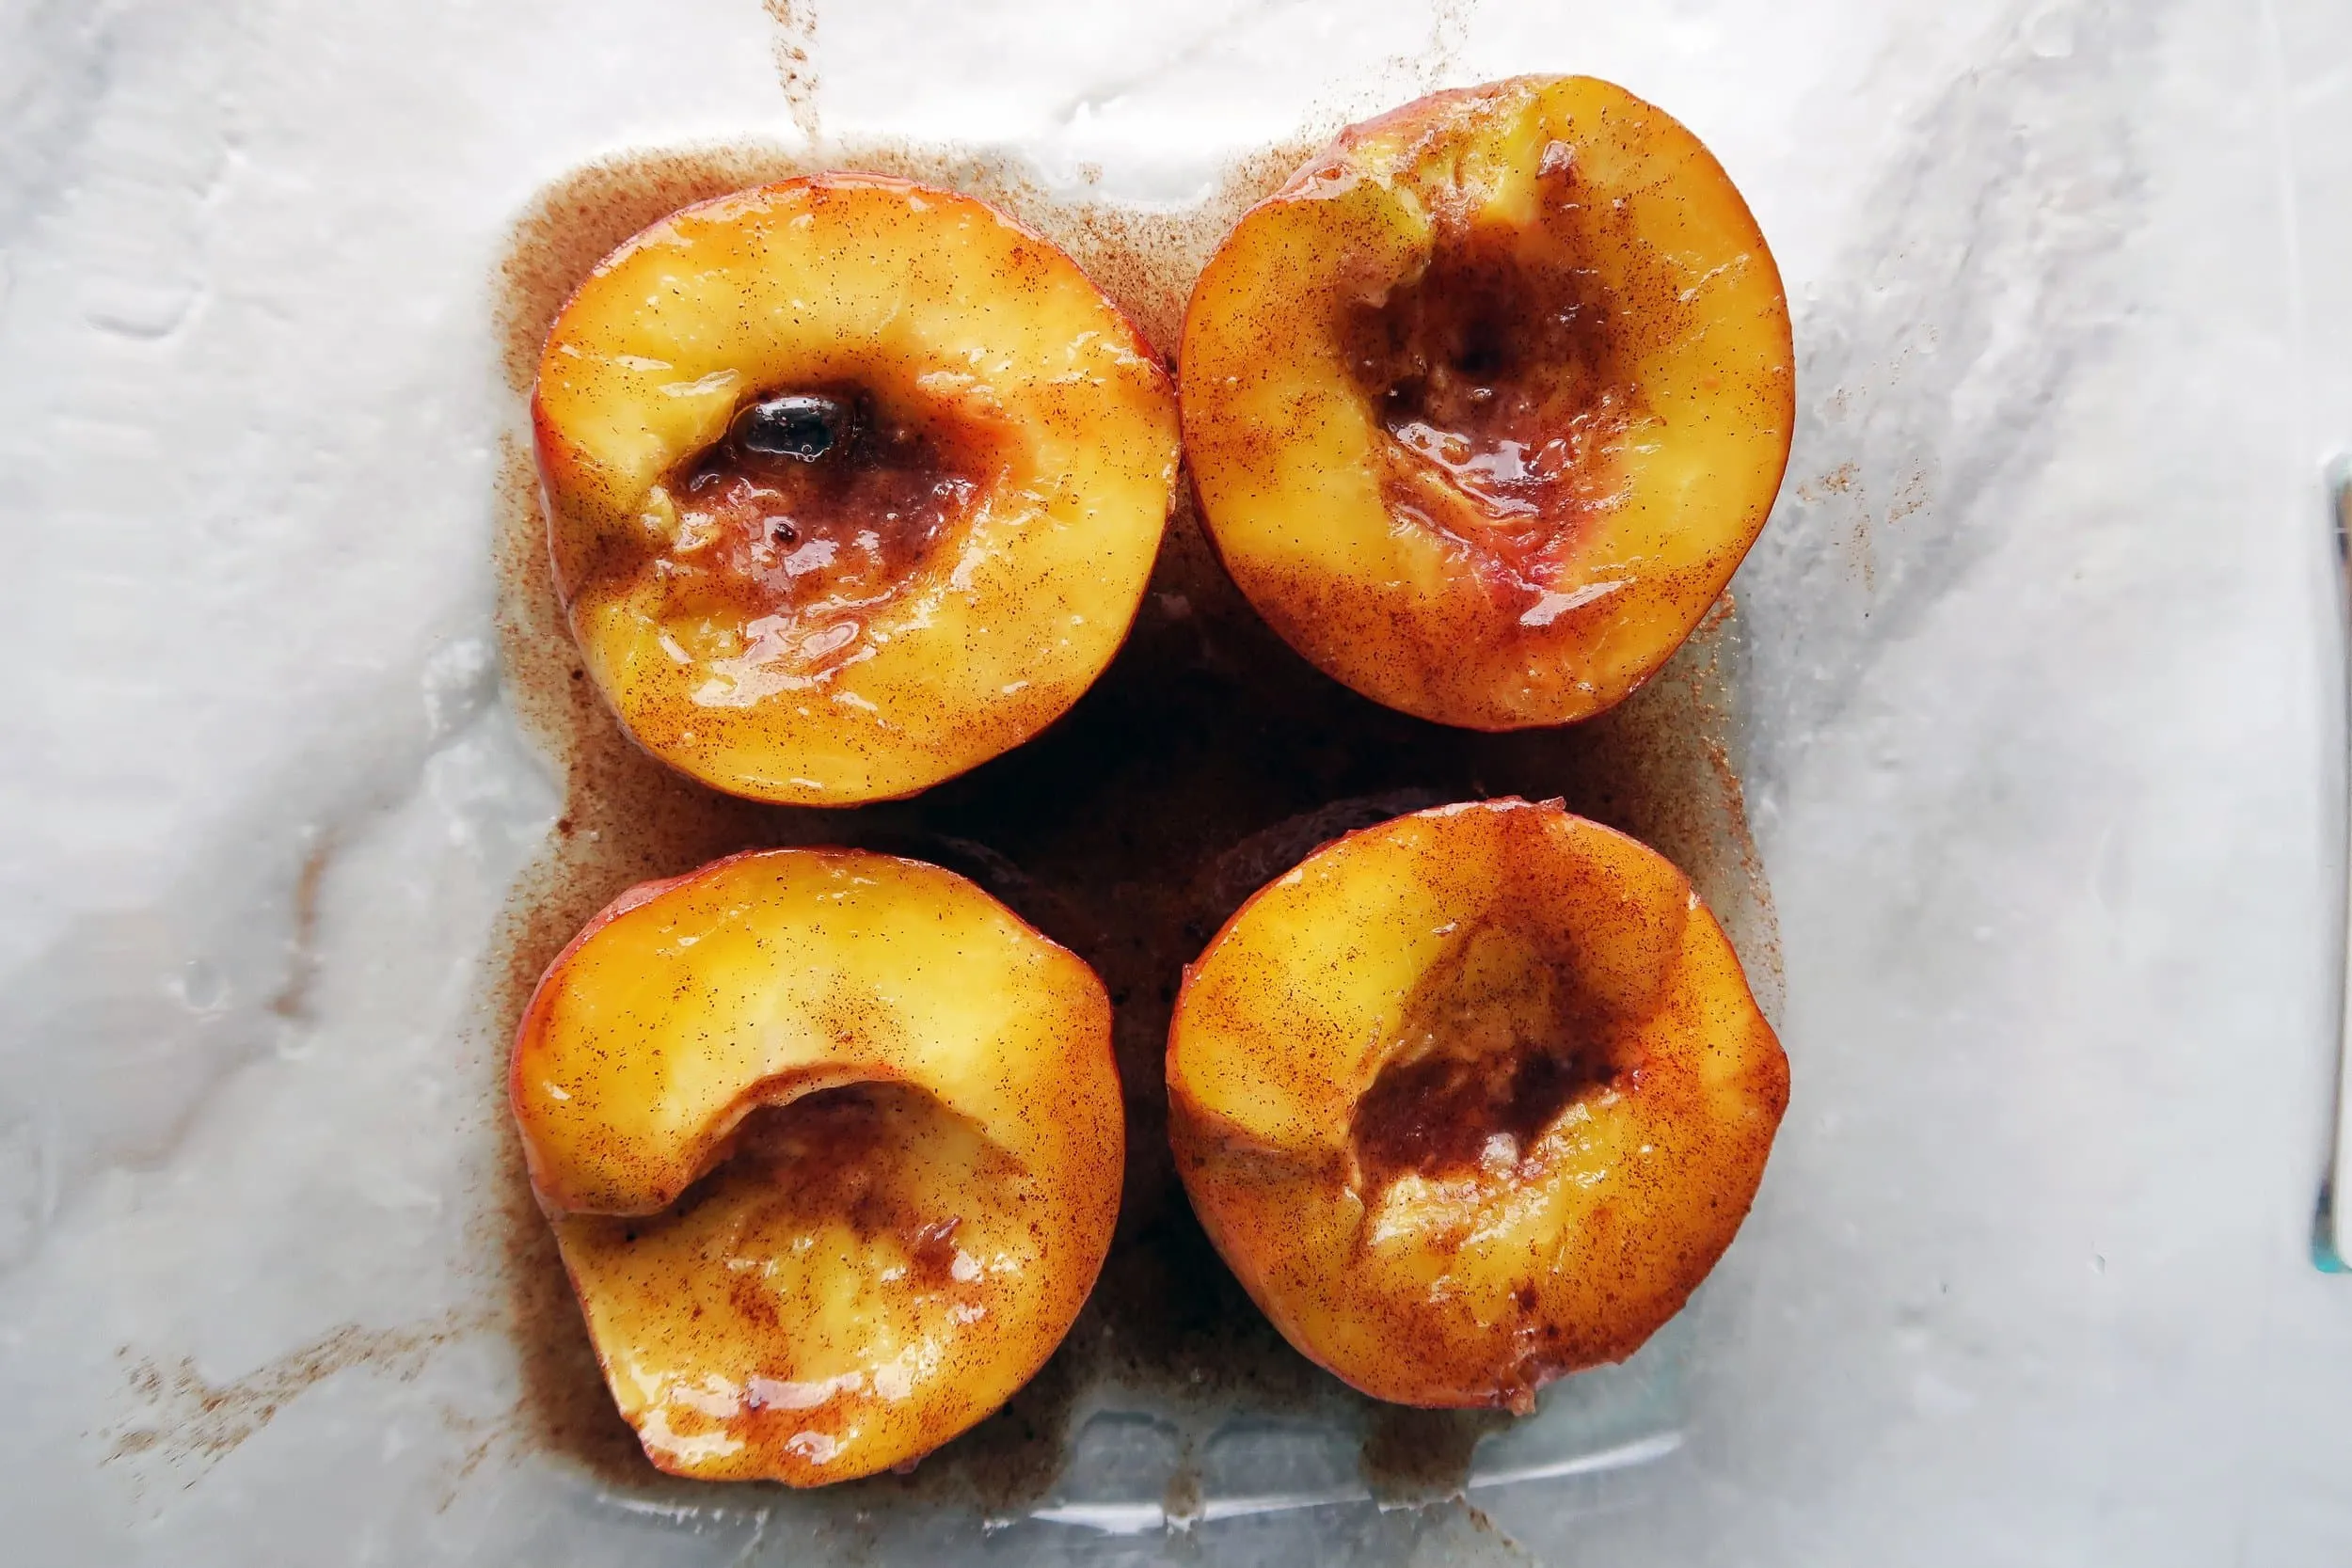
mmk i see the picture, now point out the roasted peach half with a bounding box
[533,175,1181,805]
[1166,799,1787,1411]
[511,848,1122,1484]
[1180,77,1794,730]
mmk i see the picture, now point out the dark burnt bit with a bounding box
[651,385,1001,655]
[485,136,1779,1516]
[734,391,853,462]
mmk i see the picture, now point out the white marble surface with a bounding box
[3,0,2350,1561]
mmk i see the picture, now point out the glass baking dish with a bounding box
[5,0,2349,1561]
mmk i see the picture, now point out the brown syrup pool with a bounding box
[483,139,1783,1518]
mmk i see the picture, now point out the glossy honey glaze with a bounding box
[486,138,1782,1513]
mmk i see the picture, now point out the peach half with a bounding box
[1166,799,1787,1411]
[510,848,1122,1483]
[1180,77,1794,730]
[533,175,1181,804]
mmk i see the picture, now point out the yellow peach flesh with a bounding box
[1179,76,1795,730]
[1166,799,1787,1410]
[511,848,1122,1483]
[534,175,1180,804]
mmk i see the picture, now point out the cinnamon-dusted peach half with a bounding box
[511,848,1122,1484]
[1167,799,1786,1411]
[1180,77,1794,730]
[533,175,1180,804]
